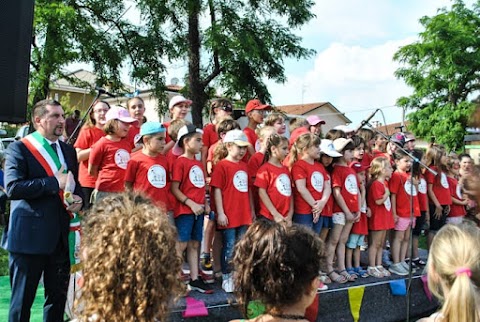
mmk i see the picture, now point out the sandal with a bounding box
[367,266,383,278]
[412,257,426,266]
[346,267,359,278]
[354,266,369,278]
[339,269,357,282]
[327,270,348,284]
[377,265,391,277]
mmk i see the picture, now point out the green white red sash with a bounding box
[22,132,82,270]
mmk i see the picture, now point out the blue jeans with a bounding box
[221,225,248,274]
[292,213,322,234]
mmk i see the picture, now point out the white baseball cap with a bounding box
[223,129,251,147]
[172,124,203,156]
[320,139,342,157]
[169,95,192,110]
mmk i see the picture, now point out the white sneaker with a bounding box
[401,260,417,273]
[222,274,234,293]
[317,282,328,291]
[389,263,409,276]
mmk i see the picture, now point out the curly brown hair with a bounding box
[77,192,185,321]
[233,221,325,316]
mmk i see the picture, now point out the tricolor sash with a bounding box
[22,132,82,270]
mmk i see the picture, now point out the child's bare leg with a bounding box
[320,227,329,242]
[326,224,343,272]
[345,247,354,269]
[369,231,382,267]
[400,226,411,262]
[336,222,353,272]
[353,247,361,268]
[187,241,200,280]
[391,230,404,264]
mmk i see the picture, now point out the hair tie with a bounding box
[455,267,472,278]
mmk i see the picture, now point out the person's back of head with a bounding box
[233,221,324,316]
[78,192,185,321]
[427,222,480,322]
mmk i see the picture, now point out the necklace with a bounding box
[271,313,306,320]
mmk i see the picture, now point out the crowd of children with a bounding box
[77,95,478,295]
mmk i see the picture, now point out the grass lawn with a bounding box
[0,275,45,321]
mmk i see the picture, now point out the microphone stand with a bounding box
[66,90,102,145]
[361,122,437,322]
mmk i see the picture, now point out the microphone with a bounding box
[95,86,117,98]
[355,109,379,132]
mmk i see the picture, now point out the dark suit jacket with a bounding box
[2,138,83,255]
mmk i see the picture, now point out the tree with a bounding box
[393,0,480,150]
[136,0,316,126]
[30,0,169,110]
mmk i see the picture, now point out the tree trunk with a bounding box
[187,0,207,128]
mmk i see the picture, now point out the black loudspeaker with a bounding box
[0,0,35,123]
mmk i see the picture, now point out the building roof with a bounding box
[275,102,351,123]
[374,121,410,135]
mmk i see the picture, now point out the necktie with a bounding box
[51,143,58,156]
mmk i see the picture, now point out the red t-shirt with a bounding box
[291,160,330,214]
[331,165,359,213]
[323,174,334,217]
[74,126,105,188]
[202,123,218,150]
[89,137,132,192]
[248,151,265,213]
[254,162,292,219]
[351,211,368,235]
[171,156,206,217]
[417,175,429,212]
[367,180,394,230]
[424,166,452,205]
[126,125,141,150]
[389,171,420,218]
[210,159,252,228]
[361,152,373,167]
[242,126,257,162]
[447,176,466,217]
[163,121,172,143]
[125,152,170,209]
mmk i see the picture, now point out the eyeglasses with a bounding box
[93,108,109,114]
[220,105,233,112]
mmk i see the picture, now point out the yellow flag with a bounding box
[348,286,365,322]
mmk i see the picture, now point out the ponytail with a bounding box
[288,133,320,168]
[212,142,228,166]
[264,134,288,164]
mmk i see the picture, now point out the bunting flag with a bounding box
[182,297,208,318]
[421,275,433,302]
[247,300,266,319]
[389,279,407,296]
[348,286,365,322]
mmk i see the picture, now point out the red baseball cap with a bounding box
[245,99,271,113]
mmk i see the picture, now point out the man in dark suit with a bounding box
[2,99,83,322]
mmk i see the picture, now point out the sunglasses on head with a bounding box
[220,105,233,112]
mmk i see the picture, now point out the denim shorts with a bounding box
[292,213,322,234]
[174,214,204,242]
[318,216,333,229]
[346,233,365,249]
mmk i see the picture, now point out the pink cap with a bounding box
[306,115,326,126]
[105,106,139,125]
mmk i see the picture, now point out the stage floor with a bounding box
[169,251,438,321]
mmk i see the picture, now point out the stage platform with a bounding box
[169,254,438,321]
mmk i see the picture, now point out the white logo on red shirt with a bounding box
[384,196,392,211]
[344,174,358,195]
[404,180,417,196]
[189,165,205,188]
[456,184,462,199]
[255,139,261,152]
[148,165,167,188]
[276,174,292,197]
[233,170,248,193]
[311,171,324,192]
[114,149,130,169]
[418,178,427,194]
[440,173,449,189]
[134,134,142,148]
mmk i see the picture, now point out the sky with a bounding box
[69,0,473,128]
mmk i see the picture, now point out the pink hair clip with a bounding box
[455,267,472,277]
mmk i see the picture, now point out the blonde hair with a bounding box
[427,223,480,322]
[78,193,185,321]
[167,119,188,141]
[425,144,447,179]
[264,113,285,127]
[288,117,308,133]
[257,125,276,140]
[289,133,320,168]
[264,134,289,164]
[369,157,389,182]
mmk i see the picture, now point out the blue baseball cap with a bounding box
[135,122,166,144]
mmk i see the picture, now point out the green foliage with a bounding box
[394,0,480,150]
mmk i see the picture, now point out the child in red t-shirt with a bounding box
[345,162,370,278]
[74,100,109,208]
[163,95,193,154]
[325,138,359,283]
[389,149,420,276]
[125,96,146,151]
[125,122,169,209]
[446,156,467,225]
[424,144,452,247]
[254,134,292,223]
[366,157,393,278]
[201,99,233,170]
[290,133,330,233]
[357,128,375,169]
[242,99,271,161]
[210,129,254,293]
[264,112,287,136]
[351,135,365,163]
[170,124,213,294]
[89,106,138,203]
